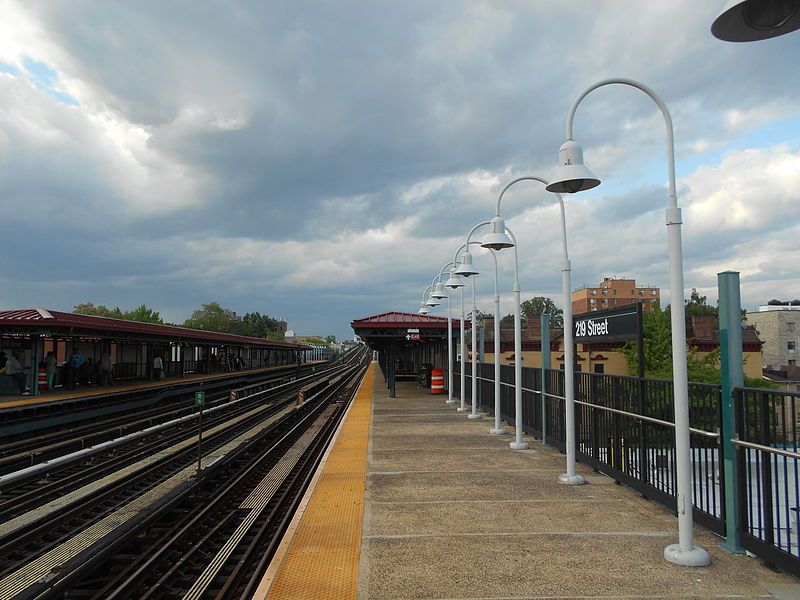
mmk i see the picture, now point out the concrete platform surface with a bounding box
[359,378,800,600]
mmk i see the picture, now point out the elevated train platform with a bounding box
[264,367,800,599]
[0,362,323,411]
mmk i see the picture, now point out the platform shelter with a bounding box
[0,308,309,396]
[351,311,461,397]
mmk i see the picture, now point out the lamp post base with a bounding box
[445,399,457,404]
[489,428,507,435]
[558,473,587,486]
[664,544,711,567]
[456,407,469,412]
[467,413,481,420]
[509,441,530,450]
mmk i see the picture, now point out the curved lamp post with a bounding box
[485,176,584,480]
[418,284,433,315]
[444,264,467,410]
[456,224,502,425]
[464,220,528,449]
[712,0,800,41]
[546,78,710,567]
[452,240,489,419]
[431,264,457,405]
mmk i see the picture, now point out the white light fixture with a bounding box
[425,295,440,307]
[445,268,464,289]
[418,303,430,314]
[545,140,601,194]
[454,250,479,276]
[712,0,800,41]
[480,216,515,250]
[431,281,448,299]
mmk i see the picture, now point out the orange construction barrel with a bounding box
[430,368,444,394]
[37,367,48,391]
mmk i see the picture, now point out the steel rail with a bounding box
[468,373,719,438]
[731,438,800,460]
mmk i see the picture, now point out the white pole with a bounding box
[507,229,528,450]
[558,260,585,484]
[490,251,504,434]
[468,277,480,420]
[565,78,708,565]
[446,295,455,404]
[458,287,467,412]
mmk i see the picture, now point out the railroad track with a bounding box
[0,364,343,523]
[0,362,327,472]
[0,348,369,600]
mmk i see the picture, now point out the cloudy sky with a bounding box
[0,1,798,340]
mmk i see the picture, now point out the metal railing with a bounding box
[449,360,800,575]
[453,362,724,534]
[735,387,799,575]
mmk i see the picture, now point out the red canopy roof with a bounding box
[0,308,306,349]
[351,311,462,330]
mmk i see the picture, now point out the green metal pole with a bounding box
[541,314,551,445]
[718,270,745,554]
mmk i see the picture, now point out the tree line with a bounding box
[73,301,287,340]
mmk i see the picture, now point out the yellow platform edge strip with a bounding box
[262,362,375,600]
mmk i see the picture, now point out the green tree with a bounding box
[73,302,124,319]
[304,337,328,346]
[621,302,674,378]
[620,301,773,387]
[520,296,563,327]
[124,304,163,324]
[74,302,162,323]
[324,335,336,344]
[499,314,515,327]
[240,312,283,337]
[265,331,285,341]
[183,302,239,333]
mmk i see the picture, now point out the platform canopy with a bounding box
[0,308,310,396]
[0,309,304,348]
[351,311,462,397]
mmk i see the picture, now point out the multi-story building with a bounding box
[572,277,660,315]
[746,300,800,370]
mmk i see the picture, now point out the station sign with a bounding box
[573,304,641,344]
[406,333,421,341]
[407,328,420,333]
[195,391,205,407]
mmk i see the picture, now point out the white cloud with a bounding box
[0,1,799,339]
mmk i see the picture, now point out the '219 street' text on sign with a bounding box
[573,305,640,344]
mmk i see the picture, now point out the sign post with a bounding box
[719,271,745,554]
[195,389,205,473]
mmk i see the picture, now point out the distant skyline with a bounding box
[0,2,798,341]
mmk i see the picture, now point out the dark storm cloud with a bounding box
[0,1,799,338]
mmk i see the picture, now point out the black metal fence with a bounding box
[454,362,724,532]
[452,361,800,576]
[735,387,800,575]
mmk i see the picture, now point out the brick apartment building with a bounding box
[572,277,660,315]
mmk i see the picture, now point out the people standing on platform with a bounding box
[4,353,28,394]
[80,357,94,385]
[68,349,84,389]
[98,352,114,387]
[153,354,163,381]
[45,351,59,389]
